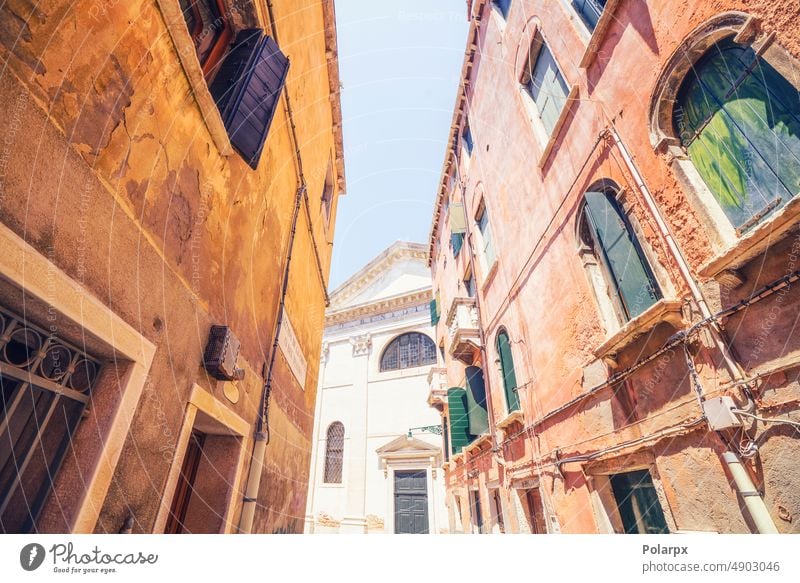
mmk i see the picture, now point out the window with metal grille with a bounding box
[580,189,662,321]
[323,422,344,484]
[0,305,103,533]
[522,32,570,137]
[674,37,800,234]
[379,333,437,372]
[571,0,607,32]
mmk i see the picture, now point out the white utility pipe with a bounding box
[722,452,779,533]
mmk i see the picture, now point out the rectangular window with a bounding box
[492,0,512,19]
[179,0,233,79]
[476,205,496,269]
[571,0,607,32]
[464,273,476,298]
[609,469,669,534]
[523,487,548,534]
[524,33,570,137]
[470,490,484,533]
[491,489,505,533]
[451,232,465,257]
[462,122,474,156]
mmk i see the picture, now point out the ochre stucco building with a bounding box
[428,0,800,534]
[0,0,344,533]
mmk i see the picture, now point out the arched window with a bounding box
[324,422,344,484]
[379,332,436,372]
[496,329,520,413]
[579,189,662,321]
[674,36,800,234]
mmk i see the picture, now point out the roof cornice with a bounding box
[329,241,429,308]
[426,0,487,265]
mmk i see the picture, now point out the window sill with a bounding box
[451,452,466,466]
[481,259,499,293]
[537,85,580,170]
[578,0,623,69]
[465,433,492,454]
[156,0,234,156]
[698,195,800,280]
[593,299,685,360]
[495,410,523,431]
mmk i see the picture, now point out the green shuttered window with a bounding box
[675,37,800,234]
[583,191,661,320]
[465,366,489,436]
[497,330,520,412]
[525,34,570,137]
[609,469,669,534]
[447,388,471,455]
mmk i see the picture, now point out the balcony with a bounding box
[427,367,448,410]
[446,297,481,364]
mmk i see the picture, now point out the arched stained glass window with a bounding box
[324,422,344,484]
[379,332,437,372]
[496,330,520,413]
[674,36,800,234]
[581,190,662,321]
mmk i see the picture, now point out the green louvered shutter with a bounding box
[447,388,471,455]
[675,38,800,233]
[583,192,661,320]
[465,366,489,436]
[429,299,439,326]
[497,331,520,412]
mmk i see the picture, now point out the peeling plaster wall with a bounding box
[0,0,341,533]
[431,0,800,534]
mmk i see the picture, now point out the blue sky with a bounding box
[328,0,468,289]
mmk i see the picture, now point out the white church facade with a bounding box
[304,242,448,534]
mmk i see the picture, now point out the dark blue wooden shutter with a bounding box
[209,29,290,169]
[583,192,661,320]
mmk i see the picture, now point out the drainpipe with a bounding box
[722,452,778,533]
[606,124,778,534]
[238,184,306,534]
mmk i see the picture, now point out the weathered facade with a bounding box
[0,0,344,533]
[428,0,800,534]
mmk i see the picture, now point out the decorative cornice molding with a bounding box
[325,288,432,326]
[328,242,429,309]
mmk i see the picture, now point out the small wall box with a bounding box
[203,325,246,381]
[702,396,741,430]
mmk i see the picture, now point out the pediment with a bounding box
[329,241,430,310]
[376,434,442,455]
